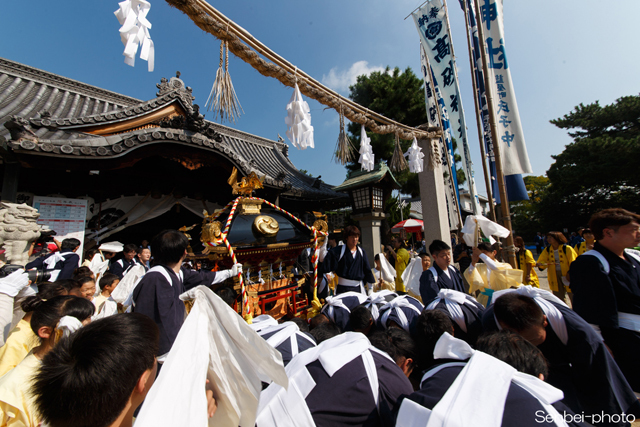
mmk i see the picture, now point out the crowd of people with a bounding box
[0,208,639,426]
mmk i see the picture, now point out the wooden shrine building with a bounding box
[0,57,348,244]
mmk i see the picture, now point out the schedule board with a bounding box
[33,196,88,258]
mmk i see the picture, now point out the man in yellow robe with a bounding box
[464,242,523,306]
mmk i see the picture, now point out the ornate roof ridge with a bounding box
[0,57,141,107]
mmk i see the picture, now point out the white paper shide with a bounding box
[285,83,314,150]
[358,125,375,172]
[114,0,155,72]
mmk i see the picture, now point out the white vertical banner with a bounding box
[477,0,532,175]
[420,45,440,129]
[413,1,482,215]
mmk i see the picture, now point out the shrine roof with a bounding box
[0,57,347,201]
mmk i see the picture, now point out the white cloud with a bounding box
[321,61,386,93]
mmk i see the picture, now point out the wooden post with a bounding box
[461,0,496,222]
[473,0,517,268]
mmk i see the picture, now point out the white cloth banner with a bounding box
[420,45,440,129]
[478,0,532,175]
[460,215,509,247]
[413,2,482,215]
[136,286,288,427]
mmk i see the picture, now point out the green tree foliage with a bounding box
[541,95,640,230]
[346,66,464,196]
[510,176,549,241]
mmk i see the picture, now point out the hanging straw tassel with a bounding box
[205,40,244,123]
[332,104,355,165]
[205,40,225,118]
[221,40,244,123]
[390,132,408,172]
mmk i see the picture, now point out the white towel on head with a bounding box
[56,315,83,338]
[365,290,397,321]
[380,296,423,332]
[426,289,477,333]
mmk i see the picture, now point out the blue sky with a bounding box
[2,0,639,193]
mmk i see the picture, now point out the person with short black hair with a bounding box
[32,314,159,427]
[108,243,139,279]
[81,248,98,267]
[320,225,375,295]
[413,309,455,371]
[136,246,151,271]
[485,290,640,424]
[349,304,374,335]
[574,228,595,255]
[25,237,81,281]
[309,320,340,344]
[288,316,309,333]
[54,278,79,294]
[93,273,120,315]
[72,265,94,280]
[476,331,549,380]
[69,275,97,301]
[452,238,472,275]
[370,327,417,378]
[418,250,431,271]
[419,239,466,303]
[570,208,640,392]
[133,230,241,355]
[0,295,94,426]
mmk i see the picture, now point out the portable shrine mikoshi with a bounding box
[198,169,327,323]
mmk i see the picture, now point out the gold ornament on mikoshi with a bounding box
[227,167,265,196]
[253,215,280,237]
